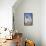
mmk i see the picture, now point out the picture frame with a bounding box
[24,13,33,26]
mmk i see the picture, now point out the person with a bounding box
[15,34,22,46]
[25,40,35,46]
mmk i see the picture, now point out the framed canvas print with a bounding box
[24,13,33,26]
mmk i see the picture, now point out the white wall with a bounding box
[41,0,46,46]
[0,0,16,30]
[13,0,41,46]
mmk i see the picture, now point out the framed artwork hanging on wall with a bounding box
[24,13,33,26]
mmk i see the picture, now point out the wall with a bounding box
[13,0,41,46]
[0,0,16,30]
[40,0,46,46]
